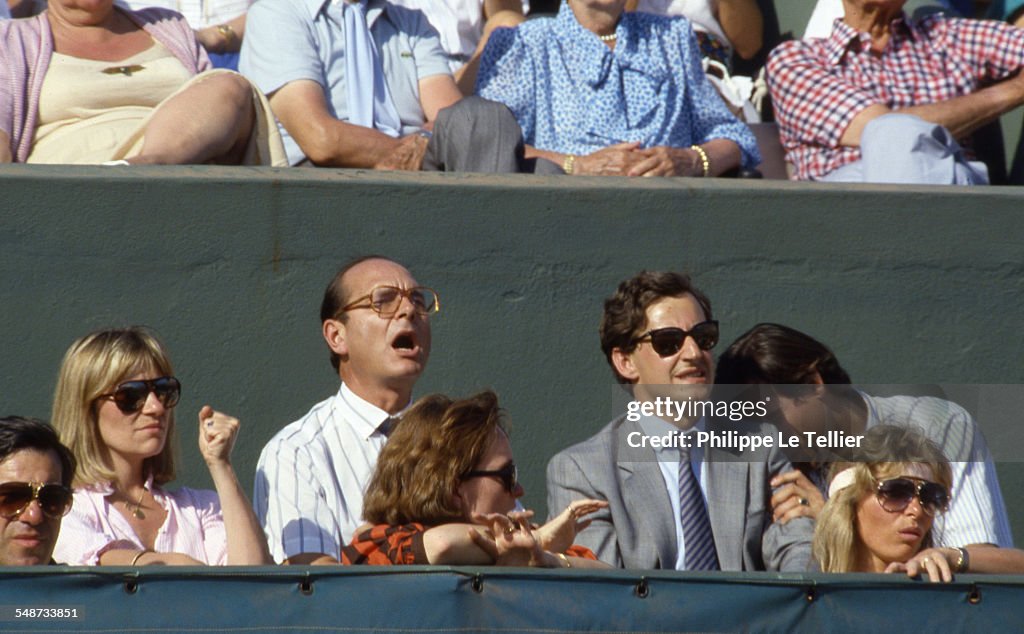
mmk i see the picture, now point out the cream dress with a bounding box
[28,41,285,165]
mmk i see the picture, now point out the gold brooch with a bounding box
[101,65,146,76]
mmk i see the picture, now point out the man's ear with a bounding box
[322,319,347,357]
[611,347,640,383]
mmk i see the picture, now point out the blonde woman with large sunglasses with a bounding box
[51,326,271,566]
[815,425,1024,582]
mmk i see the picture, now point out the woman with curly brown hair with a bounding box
[342,390,608,567]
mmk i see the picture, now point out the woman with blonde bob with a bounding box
[815,425,1024,582]
[52,326,271,566]
[342,390,609,567]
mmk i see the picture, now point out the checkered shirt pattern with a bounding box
[767,14,1024,180]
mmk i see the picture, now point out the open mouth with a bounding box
[392,332,417,352]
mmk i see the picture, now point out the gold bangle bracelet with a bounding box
[954,546,969,573]
[130,549,152,566]
[557,553,571,568]
[562,154,577,175]
[216,24,237,46]
[690,144,709,177]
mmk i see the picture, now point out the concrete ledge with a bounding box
[2,165,1022,535]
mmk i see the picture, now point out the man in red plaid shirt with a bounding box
[766,0,1024,183]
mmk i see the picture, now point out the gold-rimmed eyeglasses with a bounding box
[340,285,440,318]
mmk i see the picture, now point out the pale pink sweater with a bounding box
[0,8,212,162]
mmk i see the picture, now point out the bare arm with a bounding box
[888,545,1024,582]
[483,0,523,19]
[195,13,248,54]
[716,0,763,60]
[418,74,463,124]
[100,549,205,566]
[283,553,340,565]
[422,523,496,564]
[839,73,1024,147]
[268,79,403,167]
[198,406,274,565]
[0,132,10,163]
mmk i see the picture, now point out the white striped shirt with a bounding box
[254,383,393,562]
[863,393,1014,548]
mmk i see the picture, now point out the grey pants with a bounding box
[422,96,560,174]
[821,113,989,185]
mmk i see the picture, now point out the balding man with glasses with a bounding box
[0,417,76,566]
[254,255,438,564]
[546,270,812,570]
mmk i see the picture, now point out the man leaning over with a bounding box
[547,270,812,570]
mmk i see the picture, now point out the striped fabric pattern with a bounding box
[678,445,719,571]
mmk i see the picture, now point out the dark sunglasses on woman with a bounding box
[633,320,719,357]
[462,462,518,494]
[0,481,74,520]
[98,376,181,414]
[876,477,950,516]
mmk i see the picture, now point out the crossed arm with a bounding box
[269,74,462,168]
[840,72,1024,147]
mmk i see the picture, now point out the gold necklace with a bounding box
[128,489,145,519]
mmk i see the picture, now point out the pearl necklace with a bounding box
[598,32,617,42]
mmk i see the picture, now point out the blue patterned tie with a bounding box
[678,444,719,570]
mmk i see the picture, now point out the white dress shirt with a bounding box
[254,383,395,562]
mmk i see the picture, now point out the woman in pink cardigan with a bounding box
[0,0,284,164]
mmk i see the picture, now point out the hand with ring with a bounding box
[469,510,553,567]
[885,547,956,583]
[770,469,824,524]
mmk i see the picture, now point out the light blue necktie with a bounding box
[342,0,401,137]
[678,444,719,570]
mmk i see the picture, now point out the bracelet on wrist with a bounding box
[130,549,153,566]
[953,546,970,573]
[556,553,571,568]
[562,154,577,175]
[690,144,710,177]
[216,24,237,47]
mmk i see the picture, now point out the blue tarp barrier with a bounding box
[0,567,1019,633]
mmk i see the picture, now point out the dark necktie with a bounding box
[678,444,719,570]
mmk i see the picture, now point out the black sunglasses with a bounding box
[633,321,719,357]
[876,477,949,517]
[0,481,74,520]
[98,376,181,414]
[462,462,518,494]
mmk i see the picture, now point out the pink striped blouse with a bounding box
[53,479,227,566]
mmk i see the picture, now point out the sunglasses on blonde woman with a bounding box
[98,376,181,414]
[875,477,949,517]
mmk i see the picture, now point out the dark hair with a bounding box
[319,254,401,372]
[599,270,712,384]
[362,390,508,526]
[715,323,852,386]
[0,416,76,488]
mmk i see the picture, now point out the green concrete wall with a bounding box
[2,165,1023,541]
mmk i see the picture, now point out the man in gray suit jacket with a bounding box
[546,270,813,570]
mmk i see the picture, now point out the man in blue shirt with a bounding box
[240,0,532,171]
